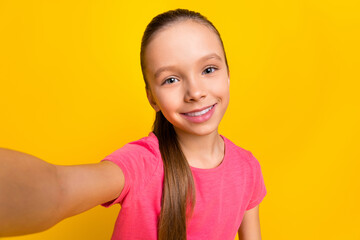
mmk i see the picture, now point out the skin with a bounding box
[238,205,262,240]
[0,148,124,236]
[144,20,262,239]
[144,20,229,168]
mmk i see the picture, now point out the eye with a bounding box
[163,77,179,85]
[202,66,217,75]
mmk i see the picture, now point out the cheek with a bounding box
[154,89,182,112]
[220,88,230,108]
[211,78,230,98]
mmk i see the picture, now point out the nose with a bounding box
[184,76,206,102]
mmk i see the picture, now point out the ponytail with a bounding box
[153,111,195,240]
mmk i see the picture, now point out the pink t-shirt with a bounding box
[101,132,267,240]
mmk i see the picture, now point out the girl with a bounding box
[0,9,267,240]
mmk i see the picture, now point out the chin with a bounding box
[174,123,219,137]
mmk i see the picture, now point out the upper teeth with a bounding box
[185,105,214,117]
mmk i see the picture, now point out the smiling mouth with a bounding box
[182,104,216,117]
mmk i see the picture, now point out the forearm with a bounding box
[0,148,62,236]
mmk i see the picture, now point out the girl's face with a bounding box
[144,20,230,137]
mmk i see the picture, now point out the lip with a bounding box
[180,103,217,123]
[182,104,216,114]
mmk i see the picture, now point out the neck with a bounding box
[174,129,225,168]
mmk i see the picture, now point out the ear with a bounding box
[146,88,160,112]
[226,70,230,86]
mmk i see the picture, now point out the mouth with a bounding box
[182,104,216,117]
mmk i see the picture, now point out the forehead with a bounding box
[144,20,225,77]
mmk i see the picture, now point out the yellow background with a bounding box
[1,0,359,239]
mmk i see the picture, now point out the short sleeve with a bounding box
[100,139,160,208]
[246,152,267,210]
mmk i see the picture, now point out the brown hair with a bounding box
[140,9,228,240]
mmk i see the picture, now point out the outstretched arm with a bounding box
[238,205,262,240]
[0,148,124,237]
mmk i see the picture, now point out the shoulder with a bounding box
[222,136,266,198]
[99,133,161,207]
[101,132,161,180]
[222,135,257,164]
[105,132,160,160]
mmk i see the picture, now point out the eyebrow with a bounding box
[153,53,223,79]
